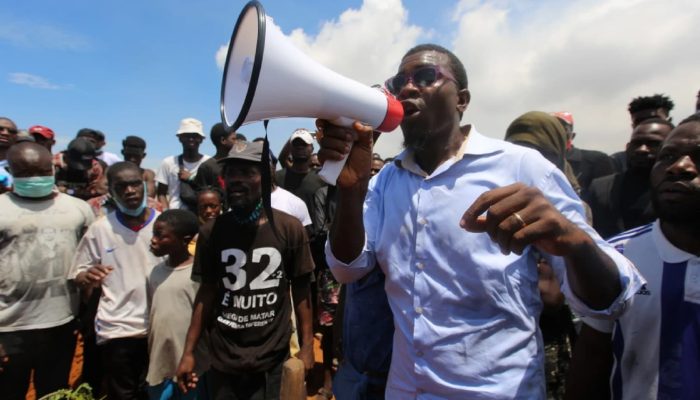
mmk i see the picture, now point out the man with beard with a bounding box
[566,113,700,400]
[176,141,314,399]
[317,43,643,398]
[587,119,673,238]
[0,142,94,400]
[70,162,161,399]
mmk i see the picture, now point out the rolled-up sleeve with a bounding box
[541,166,645,319]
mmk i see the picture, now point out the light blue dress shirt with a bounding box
[326,128,644,399]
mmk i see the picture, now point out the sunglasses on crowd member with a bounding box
[0,126,18,135]
[385,65,458,95]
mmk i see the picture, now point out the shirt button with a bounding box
[416,262,424,270]
[415,306,423,314]
[417,350,424,357]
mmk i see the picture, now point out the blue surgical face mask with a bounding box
[112,184,148,217]
[13,176,55,198]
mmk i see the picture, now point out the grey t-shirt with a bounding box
[0,192,94,331]
[146,260,209,385]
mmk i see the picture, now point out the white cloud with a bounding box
[215,0,700,157]
[216,44,228,71]
[9,72,69,90]
[451,0,700,152]
[0,19,89,51]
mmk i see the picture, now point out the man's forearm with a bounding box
[182,284,215,355]
[564,235,622,311]
[292,278,313,348]
[329,186,368,264]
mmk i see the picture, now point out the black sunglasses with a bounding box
[0,126,18,135]
[385,65,457,95]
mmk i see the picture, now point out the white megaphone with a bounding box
[220,0,403,185]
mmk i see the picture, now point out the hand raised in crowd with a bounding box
[175,352,199,393]
[315,119,375,189]
[460,183,592,256]
[178,168,192,182]
[75,265,114,288]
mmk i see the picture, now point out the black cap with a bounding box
[218,141,263,164]
[76,128,105,141]
[66,137,96,171]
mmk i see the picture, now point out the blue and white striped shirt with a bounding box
[585,221,700,400]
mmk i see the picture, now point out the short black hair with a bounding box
[637,117,675,130]
[628,94,675,114]
[678,112,700,126]
[77,128,105,141]
[122,135,146,149]
[197,186,225,203]
[210,123,229,148]
[236,133,248,141]
[106,161,141,186]
[252,137,265,143]
[403,44,468,90]
[156,209,199,239]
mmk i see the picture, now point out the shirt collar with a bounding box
[652,219,697,263]
[393,125,504,177]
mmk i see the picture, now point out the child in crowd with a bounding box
[196,187,224,225]
[188,187,225,257]
[147,210,209,400]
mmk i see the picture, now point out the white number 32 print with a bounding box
[221,247,283,291]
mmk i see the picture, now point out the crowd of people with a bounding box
[0,43,699,400]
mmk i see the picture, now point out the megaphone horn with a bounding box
[221,1,403,185]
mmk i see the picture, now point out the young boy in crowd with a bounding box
[147,209,208,399]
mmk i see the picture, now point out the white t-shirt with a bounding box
[0,193,94,331]
[146,260,209,385]
[271,187,312,226]
[155,155,211,210]
[584,221,700,400]
[69,209,162,344]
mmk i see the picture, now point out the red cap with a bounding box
[377,90,404,132]
[28,125,55,139]
[551,112,574,127]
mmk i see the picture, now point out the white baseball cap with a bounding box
[289,128,314,144]
[176,118,205,137]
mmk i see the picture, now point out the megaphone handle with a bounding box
[318,147,351,185]
[318,116,357,185]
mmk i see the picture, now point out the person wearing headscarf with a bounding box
[504,111,584,400]
[505,111,582,195]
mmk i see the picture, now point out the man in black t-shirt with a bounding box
[194,123,241,192]
[176,141,314,399]
[587,118,673,238]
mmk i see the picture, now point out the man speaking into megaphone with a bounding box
[318,44,644,399]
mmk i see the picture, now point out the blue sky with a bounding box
[3,0,699,170]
